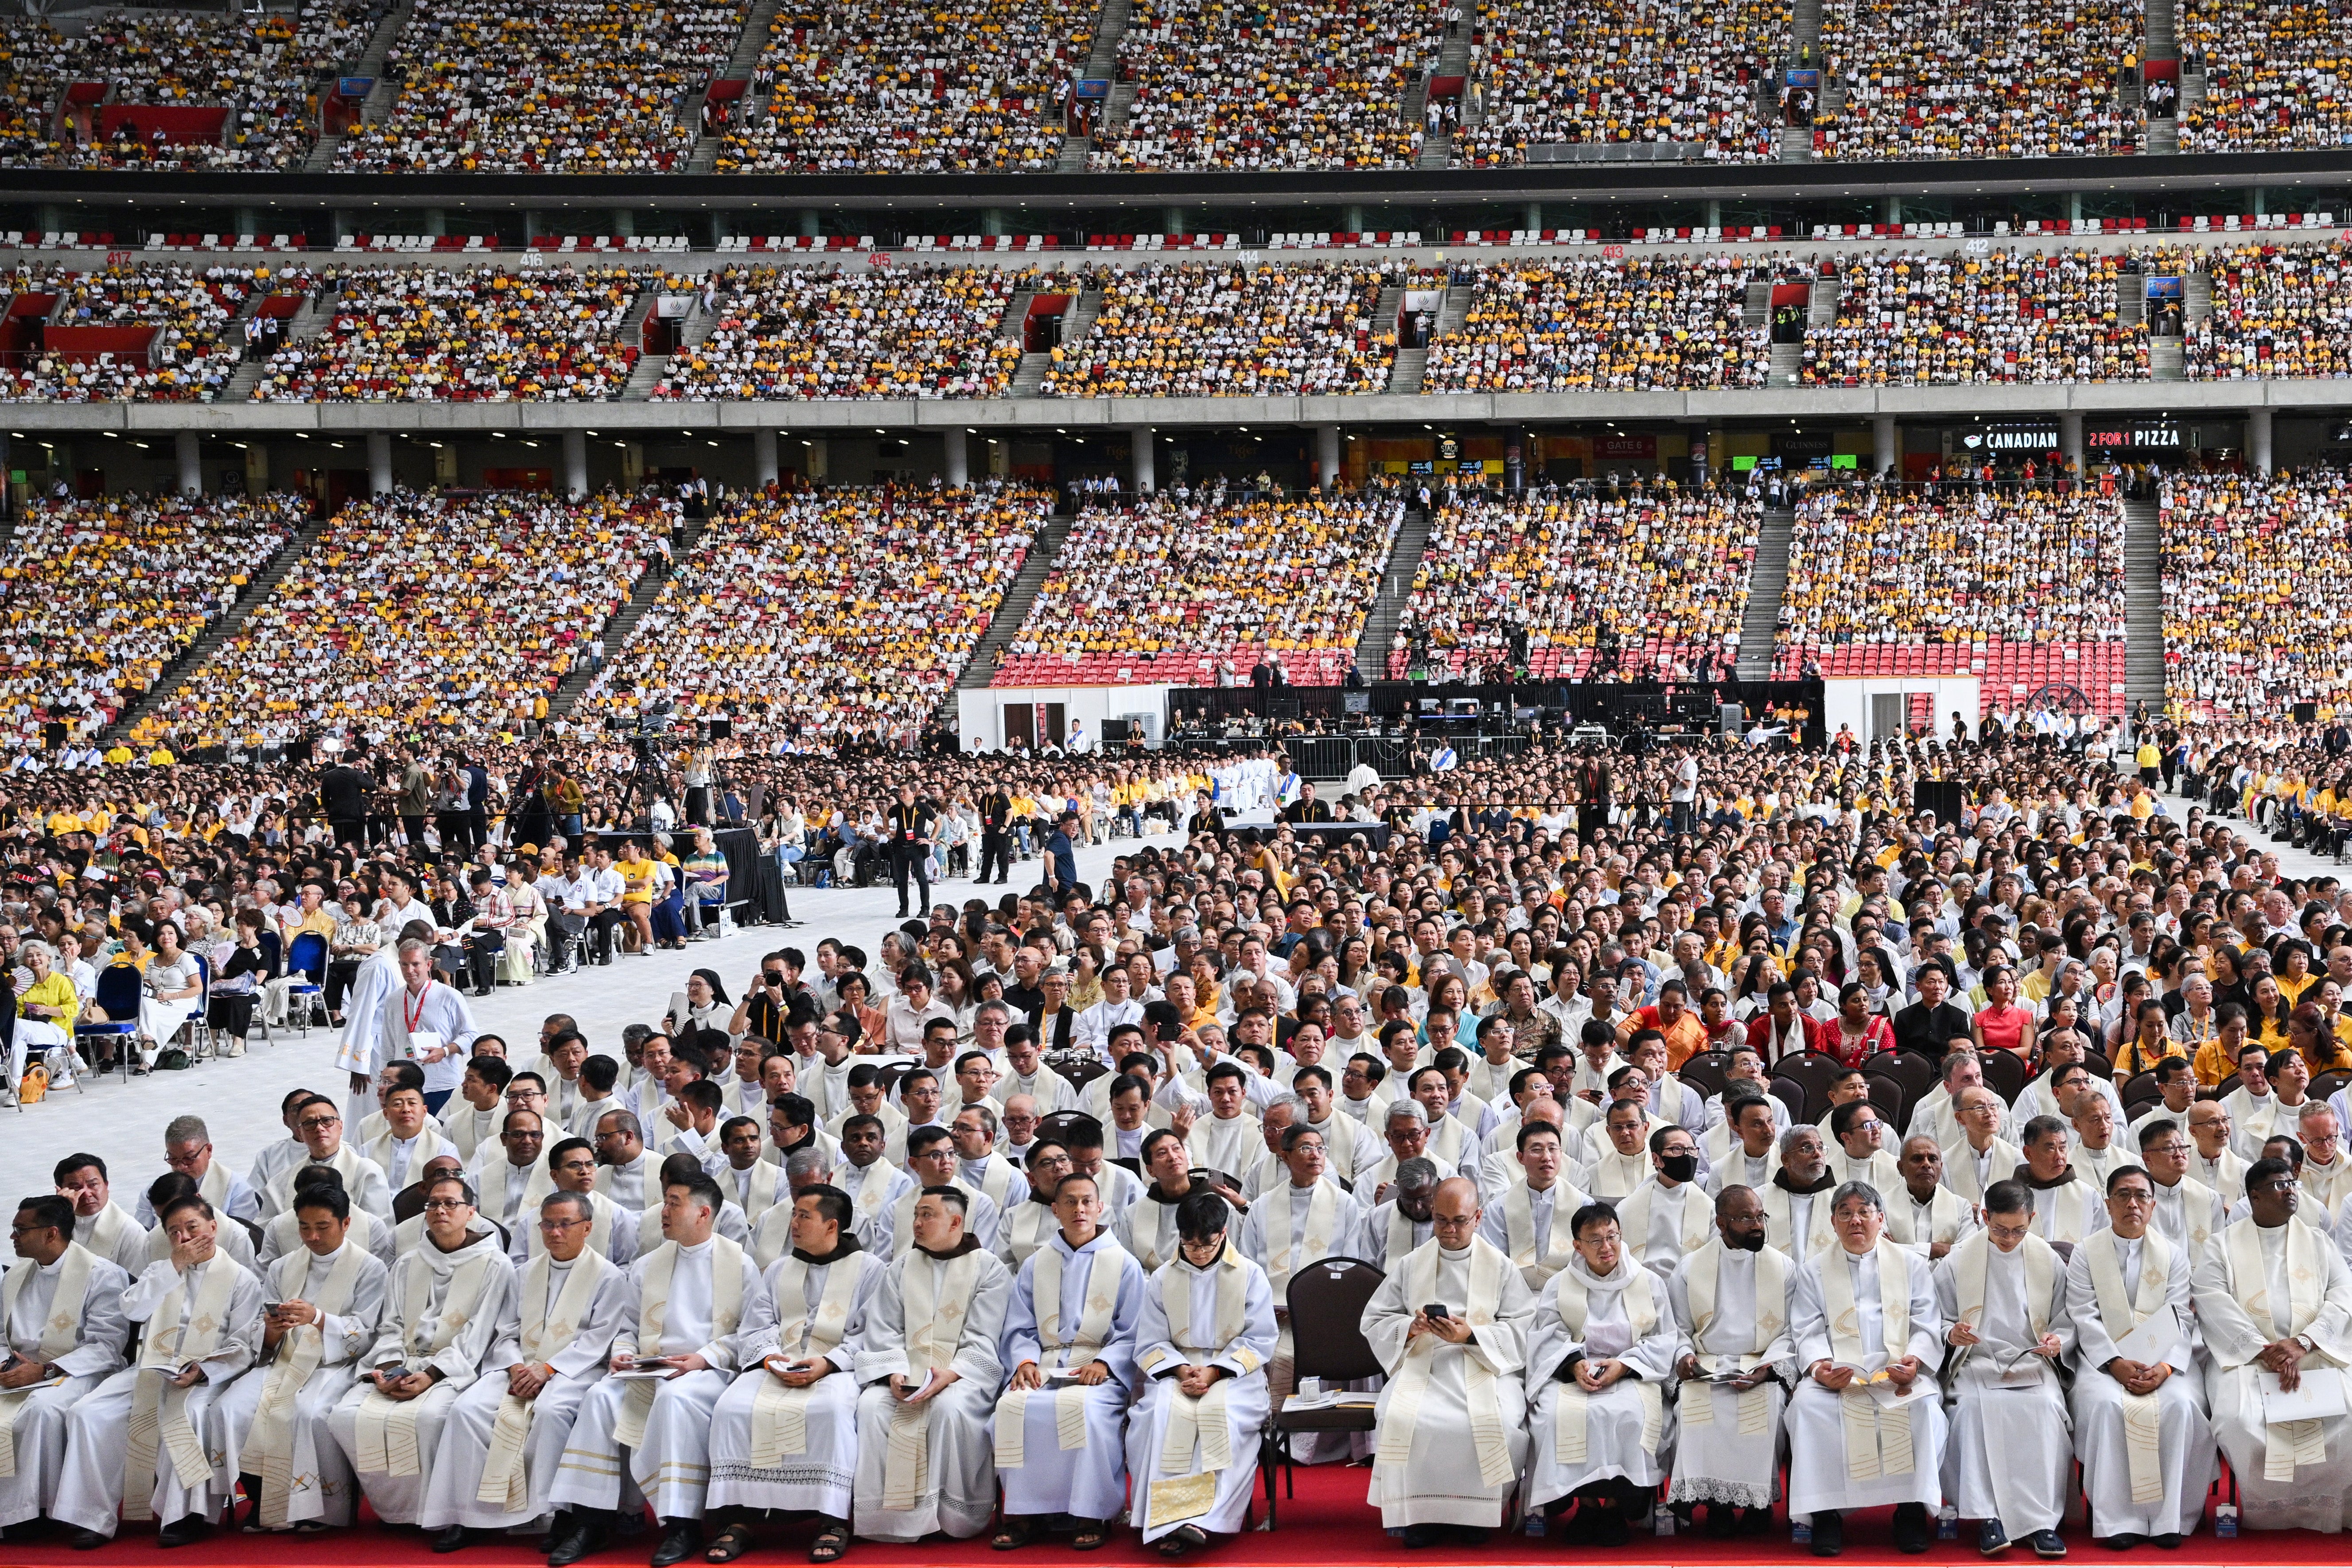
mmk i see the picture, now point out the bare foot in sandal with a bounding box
[807,1520,850,1563]
[704,1522,755,1563]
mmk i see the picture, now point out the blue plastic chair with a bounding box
[284,931,328,1036]
[75,963,144,1081]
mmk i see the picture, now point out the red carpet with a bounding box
[0,1468,2335,1568]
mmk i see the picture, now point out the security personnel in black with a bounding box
[977,786,1015,885]
[886,784,937,918]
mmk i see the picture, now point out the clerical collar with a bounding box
[792,1235,861,1265]
[915,1235,983,1260]
[1775,1169,1835,1194]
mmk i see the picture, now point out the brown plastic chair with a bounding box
[1259,1254,1388,1528]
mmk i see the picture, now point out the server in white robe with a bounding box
[547,1171,765,1568]
[328,1173,517,1529]
[416,1191,628,1548]
[991,1170,1147,1547]
[1936,1179,2074,1556]
[1785,1179,1947,1555]
[2064,1164,2215,1548]
[0,1196,129,1535]
[218,1184,389,1533]
[702,1187,886,1557]
[1125,1192,1277,1554]
[1524,1200,1680,1544]
[53,1193,264,1547]
[1665,1186,1794,1533]
[1361,1176,1536,1545]
[1476,1120,1589,1289]
[2190,1155,2352,1532]
[851,1187,1012,1543]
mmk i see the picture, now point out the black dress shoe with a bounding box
[2099,1535,2146,1552]
[2150,1535,2181,1550]
[1893,1503,1932,1555]
[434,1525,474,1553]
[156,1516,210,1549]
[1811,1510,1845,1558]
[549,1513,611,1567]
[67,1527,111,1551]
[1397,1523,1446,1548]
[1452,1526,1491,1546]
[649,1518,701,1567]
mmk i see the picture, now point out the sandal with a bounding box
[1156,1525,1209,1558]
[704,1523,755,1564]
[1071,1523,1112,1552]
[807,1524,849,1564]
[990,1522,1035,1552]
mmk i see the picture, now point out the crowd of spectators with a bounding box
[2178,0,2352,151]
[1774,481,2130,681]
[582,484,1048,741]
[0,493,305,749]
[334,0,742,172]
[2162,470,2352,717]
[1391,478,1760,677]
[0,6,371,171]
[249,263,655,402]
[999,482,1404,683]
[652,263,1027,400]
[721,0,1090,171]
[0,261,294,403]
[1043,260,1419,397]
[1089,0,1442,171]
[1815,0,2144,159]
[1800,248,2149,385]
[1458,0,1788,165]
[1419,253,1768,392]
[2179,240,2352,379]
[133,493,673,749]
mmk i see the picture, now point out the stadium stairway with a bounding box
[100,511,331,745]
[548,520,698,719]
[2124,496,2165,713]
[948,511,1075,710]
[1351,504,1431,678]
[686,0,782,172]
[1415,20,1475,168]
[622,296,711,399]
[1737,508,1794,680]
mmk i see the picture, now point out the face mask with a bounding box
[1661,1152,1699,1184]
[1729,1229,1767,1252]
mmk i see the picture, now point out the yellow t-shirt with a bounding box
[618,860,657,906]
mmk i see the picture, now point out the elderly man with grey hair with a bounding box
[134,1114,262,1227]
[1360,1155,1446,1270]
[1362,1097,1454,1204]
[1786,1180,1948,1556]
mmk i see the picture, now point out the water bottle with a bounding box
[1937,1505,1959,1541]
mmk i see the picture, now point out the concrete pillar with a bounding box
[943,427,969,489]
[2059,411,2084,477]
[1162,206,1187,236]
[1704,199,1722,229]
[522,210,545,245]
[752,428,779,489]
[1883,195,1902,225]
[2248,407,2274,474]
[1317,423,1342,490]
[1128,426,1155,494]
[1343,204,1367,235]
[35,204,64,236]
[610,209,635,238]
[367,431,393,495]
[562,429,588,498]
[332,209,358,244]
[175,430,201,496]
[1525,202,1543,232]
[805,437,828,481]
[1873,414,1898,477]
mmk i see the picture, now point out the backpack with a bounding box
[16,1065,45,1103]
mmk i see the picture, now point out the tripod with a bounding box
[611,740,672,830]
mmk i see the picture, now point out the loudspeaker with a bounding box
[1912,781,1967,822]
[1720,702,1743,737]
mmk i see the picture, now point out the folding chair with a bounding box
[1259,1255,1388,1529]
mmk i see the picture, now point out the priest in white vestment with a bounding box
[1941,1086,2026,1207]
[328,1173,517,1530]
[1785,1180,1947,1555]
[0,1196,130,1534]
[2190,1154,2352,1532]
[702,1186,886,1560]
[1936,1179,2073,1556]
[1884,1137,1976,1260]
[547,1171,766,1567]
[1762,1126,1840,1260]
[53,1193,264,1548]
[1613,1125,1713,1282]
[218,1184,389,1533]
[851,1187,1012,1542]
[991,1169,1147,1549]
[1361,1176,1536,1545]
[1125,1191,1277,1554]
[2015,1114,2109,1246]
[1524,1199,1680,1544]
[1666,1186,1793,1534]
[2064,1164,2215,1548]
[2135,1117,2223,1258]
[1476,1120,1588,1289]
[1236,1123,1365,1463]
[416,1190,628,1548]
